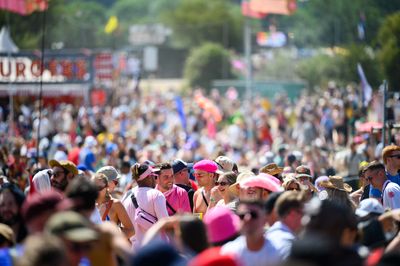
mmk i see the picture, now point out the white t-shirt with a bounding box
[90,208,103,224]
[122,186,138,222]
[221,235,281,266]
[382,180,400,210]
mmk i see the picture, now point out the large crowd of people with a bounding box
[0,83,399,266]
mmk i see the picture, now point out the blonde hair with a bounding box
[219,171,237,185]
[92,172,108,185]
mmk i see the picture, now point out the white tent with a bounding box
[0,26,19,53]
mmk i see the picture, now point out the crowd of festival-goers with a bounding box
[0,84,399,266]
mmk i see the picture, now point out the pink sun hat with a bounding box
[257,172,282,186]
[239,175,282,193]
[193,159,218,173]
[203,206,240,244]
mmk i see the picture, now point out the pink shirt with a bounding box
[159,184,191,216]
[122,186,168,251]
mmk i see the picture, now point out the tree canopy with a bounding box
[378,12,400,90]
[1,0,399,89]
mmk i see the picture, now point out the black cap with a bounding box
[172,159,187,174]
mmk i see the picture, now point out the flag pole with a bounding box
[382,80,388,146]
[244,17,252,101]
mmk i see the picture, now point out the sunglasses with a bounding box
[388,154,400,159]
[215,181,229,186]
[112,179,119,186]
[51,170,66,178]
[237,210,259,220]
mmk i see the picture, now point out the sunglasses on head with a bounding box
[215,181,229,186]
[237,210,259,220]
[389,154,400,159]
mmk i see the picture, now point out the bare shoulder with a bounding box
[111,199,124,209]
[193,189,202,199]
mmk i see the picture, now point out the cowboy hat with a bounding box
[259,163,284,176]
[319,176,352,193]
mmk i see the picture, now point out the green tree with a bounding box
[49,1,107,48]
[296,54,342,89]
[378,12,400,90]
[107,0,181,47]
[162,0,243,50]
[338,45,382,88]
[278,0,400,48]
[184,42,234,90]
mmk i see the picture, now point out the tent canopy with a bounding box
[0,26,19,53]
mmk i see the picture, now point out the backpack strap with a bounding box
[131,193,139,208]
[166,200,176,215]
[131,193,157,220]
[201,189,209,207]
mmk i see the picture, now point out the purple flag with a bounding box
[357,63,372,107]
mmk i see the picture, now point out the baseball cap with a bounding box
[356,198,385,218]
[77,164,88,171]
[45,211,98,242]
[295,165,312,179]
[96,166,120,181]
[172,159,188,174]
[49,160,78,176]
[215,156,235,174]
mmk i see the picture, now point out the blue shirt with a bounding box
[265,221,296,260]
[387,172,400,186]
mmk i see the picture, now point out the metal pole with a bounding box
[382,80,387,146]
[244,17,252,101]
[7,53,13,145]
[5,11,14,149]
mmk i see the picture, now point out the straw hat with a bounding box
[319,176,352,193]
[259,163,284,176]
[229,171,255,196]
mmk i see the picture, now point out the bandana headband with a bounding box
[137,166,156,181]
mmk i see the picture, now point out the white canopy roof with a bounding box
[0,26,19,53]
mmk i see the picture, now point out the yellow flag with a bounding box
[105,16,118,34]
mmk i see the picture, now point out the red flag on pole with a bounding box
[0,0,48,15]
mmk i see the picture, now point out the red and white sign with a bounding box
[0,55,90,83]
[93,53,113,82]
